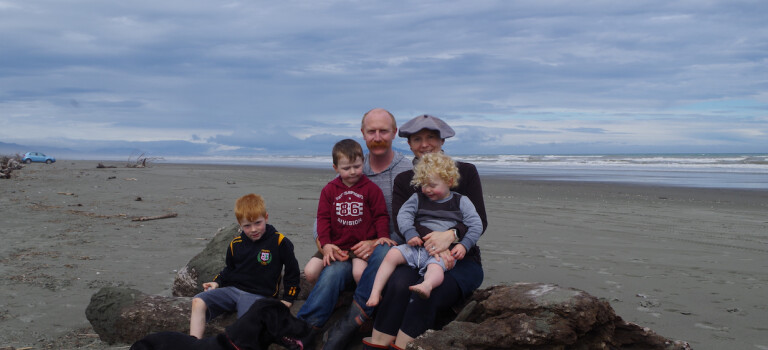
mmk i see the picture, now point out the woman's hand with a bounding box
[423,230,455,256]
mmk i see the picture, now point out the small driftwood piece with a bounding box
[1,156,22,179]
[132,213,178,222]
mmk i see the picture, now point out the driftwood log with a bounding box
[131,213,178,222]
[1,157,22,179]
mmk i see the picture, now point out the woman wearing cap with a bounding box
[363,114,488,349]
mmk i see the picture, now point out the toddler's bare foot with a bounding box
[366,294,381,307]
[409,283,432,299]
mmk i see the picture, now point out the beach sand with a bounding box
[1,161,766,349]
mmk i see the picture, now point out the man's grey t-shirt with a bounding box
[362,151,412,243]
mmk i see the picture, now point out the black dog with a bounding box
[130,298,310,350]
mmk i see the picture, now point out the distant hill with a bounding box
[0,141,30,155]
[0,141,81,158]
[1,140,415,159]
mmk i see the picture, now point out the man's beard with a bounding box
[366,140,391,153]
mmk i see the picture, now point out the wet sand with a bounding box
[1,161,766,349]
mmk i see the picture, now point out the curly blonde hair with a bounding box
[411,152,460,188]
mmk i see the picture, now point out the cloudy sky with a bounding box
[1,0,767,157]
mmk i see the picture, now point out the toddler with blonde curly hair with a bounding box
[367,152,484,305]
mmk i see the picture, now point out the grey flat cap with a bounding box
[398,114,455,139]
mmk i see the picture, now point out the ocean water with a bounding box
[160,153,768,190]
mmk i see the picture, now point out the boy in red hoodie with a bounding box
[304,139,394,286]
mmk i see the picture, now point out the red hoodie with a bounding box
[317,174,390,250]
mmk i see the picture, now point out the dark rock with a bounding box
[85,286,234,344]
[90,227,691,349]
[86,283,690,349]
[409,283,691,350]
[172,224,237,297]
[88,218,355,346]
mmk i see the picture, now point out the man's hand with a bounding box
[281,300,293,308]
[350,239,377,261]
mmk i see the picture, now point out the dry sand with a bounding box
[1,161,766,350]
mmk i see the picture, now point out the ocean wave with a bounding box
[455,154,768,169]
[159,153,768,189]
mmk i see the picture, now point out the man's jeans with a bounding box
[297,244,390,327]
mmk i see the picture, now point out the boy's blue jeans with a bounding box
[297,244,390,328]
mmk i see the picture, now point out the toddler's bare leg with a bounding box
[303,257,324,285]
[352,257,368,284]
[189,297,207,339]
[366,248,406,307]
[409,263,444,300]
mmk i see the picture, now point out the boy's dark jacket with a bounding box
[213,224,300,303]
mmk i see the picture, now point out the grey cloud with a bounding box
[1,0,766,155]
[564,128,608,134]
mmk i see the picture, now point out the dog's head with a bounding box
[226,298,311,350]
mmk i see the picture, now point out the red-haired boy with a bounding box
[189,193,300,338]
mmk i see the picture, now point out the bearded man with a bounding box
[297,108,412,349]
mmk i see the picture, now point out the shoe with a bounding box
[321,302,368,350]
[361,337,389,350]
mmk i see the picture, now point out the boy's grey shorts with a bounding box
[394,244,447,276]
[194,286,265,321]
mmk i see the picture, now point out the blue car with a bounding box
[22,152,56,164]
